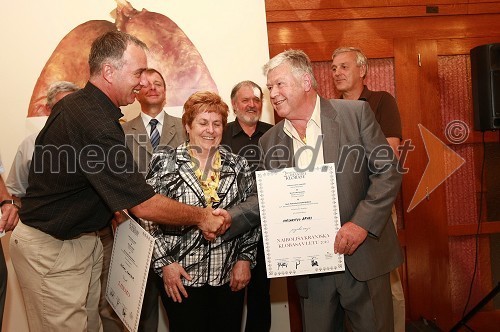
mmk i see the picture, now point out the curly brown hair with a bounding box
[182,91,229,131]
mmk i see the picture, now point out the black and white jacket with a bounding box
[141,143,260,287]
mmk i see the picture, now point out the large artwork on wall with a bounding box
[0,0,271,140]
[29,0,218,117]
[0,3,273,330]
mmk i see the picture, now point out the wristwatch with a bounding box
[0,199,21,209]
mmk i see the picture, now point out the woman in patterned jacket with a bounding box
[142,91,260,332]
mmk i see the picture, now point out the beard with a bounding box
[237,110,260,126]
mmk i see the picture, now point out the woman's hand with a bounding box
[229,260,251,292]
[162,263,192,303]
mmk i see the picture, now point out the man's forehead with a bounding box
[147,72,163,81]
[267,66,287,82]
[334,51,355,60]
[238,86,261,99]
[252,87,260,98]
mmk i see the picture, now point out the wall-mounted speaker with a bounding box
[470,43,500,131]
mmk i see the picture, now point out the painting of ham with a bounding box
[27,0,218,117]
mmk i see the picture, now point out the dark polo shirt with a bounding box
[358,85,402,139]
[20,82,155,239]
[221,120,273,172]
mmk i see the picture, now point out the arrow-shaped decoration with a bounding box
[407,124,466,212]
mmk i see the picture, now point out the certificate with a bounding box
[256,164,344,277]
[106,211,154,332]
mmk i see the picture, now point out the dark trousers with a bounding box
[0,244,7,331]
[161,283,245,332]
[300,268,393,332]
[138,269,163,331]
[245,239,271,332]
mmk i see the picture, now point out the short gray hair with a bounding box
[331,47,369,78]
[46,81,80,108]
[88,31,148,77]
[230,80,263,102]
[263,49,317,89]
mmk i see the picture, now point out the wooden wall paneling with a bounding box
[265,2,500,329]
[272,2,500,19]
[267,14,500,61]
[467,310,500,331]
[266,15,500,44]
[266,5,461,22]
[394,38,426,323]
[448,221,500,235]
[438,37,500,56]
[447,235,499,330]
[266,3,500,22]
[436,52,499,327]
[265,0,475,11]
[286,279,302,332]
[417,39,454,329]
[268,41,394,61]
[394,38,454,329]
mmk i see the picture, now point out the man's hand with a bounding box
[334,221,368,255]
[111,210,130,233]
[212,208,232,235]
[0,204,19,233]
[229,260,251,292]
[162,263,191,303]
[197,207,225,241]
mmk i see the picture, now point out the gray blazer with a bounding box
[122,113,185,177]
[225,97,403,295]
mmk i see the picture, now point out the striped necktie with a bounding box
[149,119,160,150]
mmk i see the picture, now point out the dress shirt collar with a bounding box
[141,110,166,129]
[283,95,322,141]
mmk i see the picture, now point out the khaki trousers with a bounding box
[10,221,103,332]
[98,225,123,332]
[390,206,406,332]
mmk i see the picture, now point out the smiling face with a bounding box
[111,43,148,106]
[136,70,166,111]
[331,51,365,94]
[232,85,263,126]
[266,62,308,120]
[186,111,223,153]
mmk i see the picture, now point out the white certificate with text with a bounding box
[256,164,344,277]
[106,212,154,332]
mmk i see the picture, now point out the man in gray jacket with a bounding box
[221,50,403,331]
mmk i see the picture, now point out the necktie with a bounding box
[149,119,160,149]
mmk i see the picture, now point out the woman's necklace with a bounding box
[190,148,221,207]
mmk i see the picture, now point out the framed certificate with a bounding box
[105,211,154,332]
[256,164,344,277]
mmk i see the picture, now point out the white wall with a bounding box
[0,0,289,331]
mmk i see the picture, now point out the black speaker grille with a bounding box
[471,43,500,131]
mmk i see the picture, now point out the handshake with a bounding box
[202,208,232,241]
[112,206,232,241]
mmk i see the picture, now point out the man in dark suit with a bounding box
[221,50,403,331]
[121,68,185,331]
